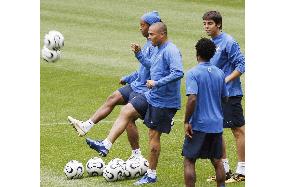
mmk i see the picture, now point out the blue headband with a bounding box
[141,11,161,25]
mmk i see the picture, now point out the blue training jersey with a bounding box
[210,32,245,97]
[121,40,155,94]
[137,41,183,109]
[186,62,228,133]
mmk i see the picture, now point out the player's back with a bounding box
[186,62,227,133]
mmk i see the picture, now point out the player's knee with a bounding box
[120,104,135,118]
[211,159,222,169]
[106,91,122,105]
[232,127,245,139]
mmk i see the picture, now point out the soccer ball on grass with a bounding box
[64,160,84,179]
[86,157,105,176]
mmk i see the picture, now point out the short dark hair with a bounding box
[151,22,167,35]
[202,11,222,29]
[195,38,216,61]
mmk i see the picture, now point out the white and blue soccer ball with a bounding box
[41,46,61,62]
[139,157,149,176]
[86,157,105,176]
[124,159,141,179]
[44,30,64,50]
[103,159,125,182]
[108,158,125,167]
[64,160,84,179]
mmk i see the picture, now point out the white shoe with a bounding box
[67,116,87,136]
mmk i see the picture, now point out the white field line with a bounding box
[41,119,183,126]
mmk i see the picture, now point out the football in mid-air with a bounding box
[44,30,64,50]
[41,46,61,62]
[63,160,84,179]
[86,157,105,176]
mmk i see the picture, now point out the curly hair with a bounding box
[202,11,222,30]
[195,38,216,62]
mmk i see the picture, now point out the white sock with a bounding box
[146,169,156,179]
[236,162,245,175]
[132,148,141,156]
[222,159,230,173]
[83,119,94,132]
[102,139,112,150]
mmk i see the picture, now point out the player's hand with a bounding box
[119,79,126,85]
[184,122,193,139]
[225,76,230,83]
[146,80,155,89]
[131,43,141,53]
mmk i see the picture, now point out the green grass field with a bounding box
[40,0,245,186]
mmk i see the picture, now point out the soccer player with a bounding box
[85,22,184,185]
[202,11,245,183]
[67,11,161,160]
[182,38,228,187]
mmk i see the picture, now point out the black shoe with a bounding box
[225,173,245,183]
[207,170,233,182]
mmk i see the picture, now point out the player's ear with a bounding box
[216,23,221,29]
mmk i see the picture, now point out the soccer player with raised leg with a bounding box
[202,11,245,183]
[85,22,184,185]
[182,38,228,187]
[68,11,162,160]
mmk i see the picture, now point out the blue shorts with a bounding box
[144,105,177,134]
[182,131,223,159]
[118,85,141,103]
[222,96,245,128]
[129,94,149,119]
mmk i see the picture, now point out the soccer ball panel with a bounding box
[124,160,141,179]
[49,30,64,50]
[64,160,84,179]
[86,157,105,176]
[41,46,60,62]
[108,158,125,166]
[139,157,149,176]
[43,30,64,50]
[103,162,124,182]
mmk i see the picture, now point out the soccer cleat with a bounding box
[225,173,245,183]
[67,116,87,136]
[134,173,157,185]
[207,170,233,182]
[86,138,109,157]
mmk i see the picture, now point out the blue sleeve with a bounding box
[121,71,138,84]
[155,48,184,87]
[226,41,245,73]
[135,51,152,69]
[186,71,198,95]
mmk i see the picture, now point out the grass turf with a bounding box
[41,0,245,186]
